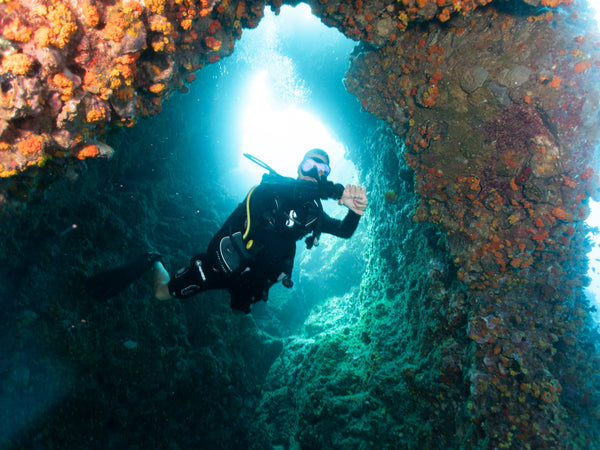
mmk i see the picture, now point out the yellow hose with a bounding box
[243,186,257,248]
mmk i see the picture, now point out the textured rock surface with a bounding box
[0,0,265,180]
[1,0,600,448]
[342,3,600,446]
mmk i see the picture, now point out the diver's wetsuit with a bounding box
[168,174,361,313]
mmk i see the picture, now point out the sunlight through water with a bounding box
[586,199,600,320]
[226,4,358,201]
[238,70,354,187]
[585,0,600,320]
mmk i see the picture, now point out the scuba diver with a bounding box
[86,149,368,314]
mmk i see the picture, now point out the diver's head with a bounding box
[298,149,331,182]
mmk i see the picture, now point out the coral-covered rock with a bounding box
[343,0,600,446]
[0,0,599,448]
[0,0,268,174]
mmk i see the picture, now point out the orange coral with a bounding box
[105,12,127,42]
[86,107,106,123]
[17,136,44,155]
[0,168,18,178]
[77,145,99,160]
[33,27,53,47]
[548,76,561,87]
[115,54,138,66]
[52,73,72,89]
[2,17,32,43]
[83,71,101,87]
[581,167,594,180]
[52,73,74,100]
[181,19,193,30]
[541,0,567,7]
[82,1,100,27]
[430,70,442,84]
[82,71,106,94]
[1,53,32,76]
[205,36,222,51]
[149,83,166,94]
[32,4,48,16]
[122,0,144,15]
[150,16,174,35]
[552,207,570,221]
[439,9,451,22]
[422,85,439,107]
[46,2,78,49]
[152,40,166,52]
[108,54,138,89]
[147,0,166,14]
[208,20,222,34]
[574,60,591,73]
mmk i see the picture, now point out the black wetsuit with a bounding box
[168,174,361,313]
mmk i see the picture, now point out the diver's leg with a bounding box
[86,252,163,300]
[153,261,172,300]
[161,254,226,300]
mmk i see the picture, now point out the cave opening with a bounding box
[110,2,378,336]
[206,3,373,334]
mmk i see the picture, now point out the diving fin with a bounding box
[85,252,163,300]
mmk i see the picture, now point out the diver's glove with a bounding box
[319,181,345,200]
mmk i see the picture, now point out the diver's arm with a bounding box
[320,210,361,239]
[258,175,344,202]
[320,185,367,238]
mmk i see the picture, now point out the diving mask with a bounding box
[300,157,331,179]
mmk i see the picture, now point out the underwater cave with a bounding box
[1,0,600,448]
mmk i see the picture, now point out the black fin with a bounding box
[85,252,162,300]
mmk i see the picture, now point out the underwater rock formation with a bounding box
[1,0,599,448]
[0,0,265,180]
[341,2,600,447]
[0,0,576,180]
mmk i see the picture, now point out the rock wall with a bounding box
[253,0,600,447]
[1,0,600,448]
[251,125,473,448]
[0,113,285,448]
[0,0,268,212]
[340,1,600,447]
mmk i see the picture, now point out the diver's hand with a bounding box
[338,185,368,215]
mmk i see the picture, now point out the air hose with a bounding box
[243,185,257,249]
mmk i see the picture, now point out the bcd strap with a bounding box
[305,198,323,249]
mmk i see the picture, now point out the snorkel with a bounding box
[243,153,281,176]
